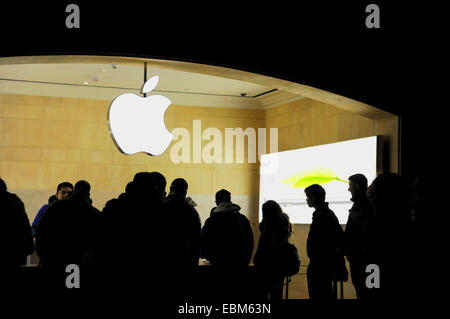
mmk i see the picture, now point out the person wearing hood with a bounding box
[202,189,254,269]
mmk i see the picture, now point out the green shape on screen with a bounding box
[281,168,349,188]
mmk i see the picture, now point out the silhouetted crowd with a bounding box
[0,171,444,299]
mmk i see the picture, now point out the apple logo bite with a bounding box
[108,76,173,156]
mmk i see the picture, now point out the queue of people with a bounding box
[0,171,431,299]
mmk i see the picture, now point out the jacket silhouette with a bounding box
[35,190,101,271]
[343,192,374,298]
[365,172,416,299]
[161,193,201,270]
[0,179,34,270]
[307,201,347,298]
[202,201,254,268]
[87,174,167,297]
[0,179,34,297]
[344,193,373,259]
[254,200,300,299]
[307,203,344,263]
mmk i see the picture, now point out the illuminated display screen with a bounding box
[259,136,378,224]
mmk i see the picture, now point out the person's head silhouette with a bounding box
[74,180,90,194]
[348,173,368,198]
[169,178,188,199]
[133,172,155,193]
[48,195,57,203]
[125,181,135,194]
[71,180,92,204]
[261,200,292,240]
[262,200,283,223]
[0,178,7,193]
[151,171,167,199]
[215,189,231,206]
[262,200,280,228]
[304,184,326,209]
[367,172,410,222]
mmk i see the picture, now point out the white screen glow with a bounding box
[259,136,378,224]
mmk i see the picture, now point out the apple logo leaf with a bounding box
[142,75,159,94]
[281,168,349,188]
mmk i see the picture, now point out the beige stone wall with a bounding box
[0,93,398,298]
[0,94,262,233]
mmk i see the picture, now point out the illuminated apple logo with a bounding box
[108,76,173,156]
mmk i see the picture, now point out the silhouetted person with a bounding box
[411,175,430,226]
[100,180,135,221]
[0,178,34,272]
[35,180,101,293]
[305,184,347,299]
[343,174,373,299]
[90,172,165,297]
[201,189,254,298]
[89,180,135,295]
[202,189,254,268]
[160,178,201,297]
[366,172,416,298]
[254,200,300,299]
[151,171,167,200]
[31,182,73,237]
[410,175,448,298]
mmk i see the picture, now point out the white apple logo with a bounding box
[108,76,173,156]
